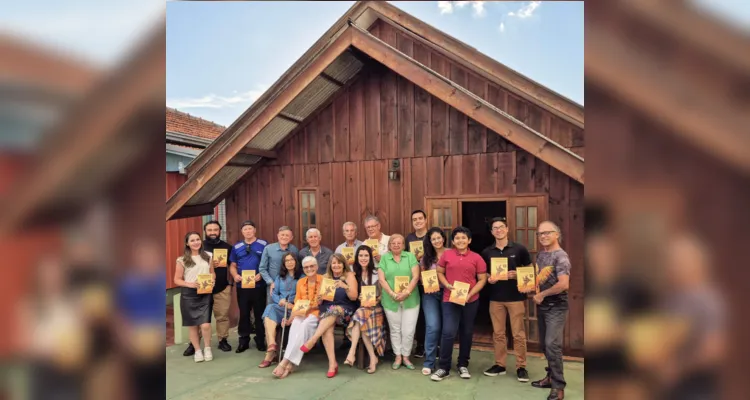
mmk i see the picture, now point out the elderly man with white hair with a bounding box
[335,222,364,265]
[298,228,333,275]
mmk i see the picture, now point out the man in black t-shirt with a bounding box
[405,209,428,359]
[183,220,234,356]
[481,217,532,382]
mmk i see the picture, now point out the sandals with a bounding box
[392,360,402,370]
[344,356,356,367]
[367,359,379,374]
[403,362,415,370]
[267,343,278,353]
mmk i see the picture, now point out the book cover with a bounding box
[341,247,355,266]
[364,239,380,258]
[361,285,377,307]
[449,281,470,305]
[409,241,424,259]
[421,269,439,293]
[197,274,214,294]
[516,265,536,293]
[292,299,311,313]
[241,270,256,289]
[394,276,410,294]
[320,278,336,301]
[490,257,509,281]
[213,249,228,267]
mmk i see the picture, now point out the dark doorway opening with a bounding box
[460,200,506,347]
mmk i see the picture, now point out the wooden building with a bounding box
[167,1,584,356]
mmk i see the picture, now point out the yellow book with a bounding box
[409,241,424,259]
[213,249,228,267]
[241,270,256,289]
[491,257,509,281]
[394,276,410,294]
[320,278,336,301]
[516,265,536,293]
[421,269,439,293]
[341,247,355,266]
[364,239,380,258]
[361,285,377,307]
[292,299,311,314]
[197,274,214,294]
[449,281,470,305]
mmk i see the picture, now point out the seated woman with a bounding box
[259,252,301,368]
[344,245,385,373]
[272,256,323,379]
[300,254,359,378]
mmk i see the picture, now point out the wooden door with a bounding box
[508,195,547,349]
[426,199,458,241]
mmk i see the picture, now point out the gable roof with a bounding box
[166,1,584,220]
[166,107,226,140]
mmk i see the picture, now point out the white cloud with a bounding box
[167,87,266,109]
[437,1,486,17]
[508,1,541,19]
[499,22,505,33]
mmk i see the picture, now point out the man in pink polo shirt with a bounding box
[431,226,488,382]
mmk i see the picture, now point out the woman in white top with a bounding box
[174,231,216,362]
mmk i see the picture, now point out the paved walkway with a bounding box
[167,331,583,400]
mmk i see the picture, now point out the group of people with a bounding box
[174,211,572,400]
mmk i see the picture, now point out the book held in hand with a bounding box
[292,299,311,313]
[341,247,355,266]
[409,241,424,259]
[421,269,439,293]
[320,278,336,301]
[241,270,256,289]
[197,274,214,294]
[364,239,380,257]
[449,281,470,305]
[213,249,228,267]
[394,276,410,294]
[491,257,509,281]
[516,265,536,293]
[361,285,377,307]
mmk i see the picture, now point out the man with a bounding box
[529,221,571,400]
[298,228,333,275]
[481,217,532,382]
[183,221,234,357]
[405,210,428,359]
[259,226,299,295]
[334,221,364,263]
[363,215,390,263]
[229,220,268,353]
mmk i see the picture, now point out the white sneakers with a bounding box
[204,347,213,361]
[194,349,204,363]
[422,368,432,376]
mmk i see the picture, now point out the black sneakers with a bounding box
[483,365,507,376]
[458,367,471,379]
[430,368,450,381]
[218,338,232,352]
[183,343,195,356]
[517,367,530,382]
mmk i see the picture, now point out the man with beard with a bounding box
[183,220,234,356]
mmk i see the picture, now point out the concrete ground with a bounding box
[166,330,583,400]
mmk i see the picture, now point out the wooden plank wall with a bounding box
[225,20,584,354]
[166,172,204,290]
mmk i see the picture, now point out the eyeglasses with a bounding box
[365,225,378,229]
[491,226,507,231]
[303,265,317,269]
[537,231,557,237]
[284,259,296,263]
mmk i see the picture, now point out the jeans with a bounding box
[538,301,568,389]
[421,290,443,369]
[438,300,479,371]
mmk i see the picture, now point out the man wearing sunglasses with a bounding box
[527,221,571,400]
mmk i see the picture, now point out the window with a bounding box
[298,190,317,243]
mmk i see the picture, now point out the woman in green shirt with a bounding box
[378,234,420,370]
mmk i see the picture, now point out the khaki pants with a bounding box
[489,300,527,368]
[212,286,232,340]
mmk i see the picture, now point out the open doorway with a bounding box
[460,200,506,346]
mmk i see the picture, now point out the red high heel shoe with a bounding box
[326,365,339,378]
[300,344,312,353]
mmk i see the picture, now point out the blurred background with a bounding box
[0,0,748,399]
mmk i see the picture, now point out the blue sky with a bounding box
[167,1,584,127]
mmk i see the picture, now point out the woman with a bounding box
[431,226,488,382]
[344,245,386,373]
[378,234,421,370]
[173,232,216,363]
[272,256,322,379]
[420,227,447,376]
[258,252,301,368]
[300,254,358,378]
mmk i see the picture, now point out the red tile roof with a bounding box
[166,107,225,139]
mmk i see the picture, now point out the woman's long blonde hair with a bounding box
[324,253,349,280]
